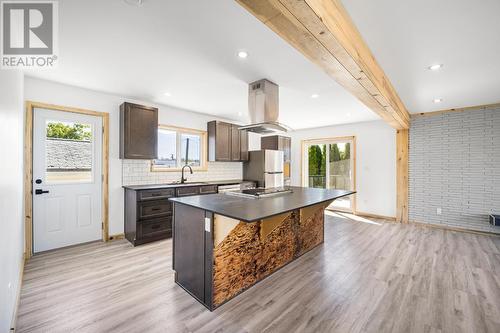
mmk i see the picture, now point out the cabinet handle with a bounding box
[151,224,161,230]
[151,207,162,211]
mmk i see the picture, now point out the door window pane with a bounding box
[304,139,355,212]
[307,144,326,188]
[181,133,201,166]
[328,143,352,210]
[156,129,177,168]
[45,120,93,183]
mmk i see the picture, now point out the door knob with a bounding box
[35,189,49,195]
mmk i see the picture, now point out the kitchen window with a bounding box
[151,125,207,171]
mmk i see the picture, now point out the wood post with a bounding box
[396,129,409,223]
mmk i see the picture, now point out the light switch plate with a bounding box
[204,217,211,232]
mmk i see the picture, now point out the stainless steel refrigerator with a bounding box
[243,150,284,188]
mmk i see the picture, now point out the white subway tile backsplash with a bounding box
[122,160,243,186]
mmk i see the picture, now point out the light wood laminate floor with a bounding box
[17,213,500,333]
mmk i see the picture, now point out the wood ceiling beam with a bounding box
[236,0,410,129]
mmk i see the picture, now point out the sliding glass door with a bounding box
[303,137,356,212]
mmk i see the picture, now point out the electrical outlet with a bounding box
[204,217,211,232]
[437,208,442,215]
[8,282,12,289]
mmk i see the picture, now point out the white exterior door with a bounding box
[33,108,103,253]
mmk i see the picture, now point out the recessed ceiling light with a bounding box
[433,98,443,103]
[428,64,443,71]
[238,112,243,116]
[311,94,319,99]
[346,113,352,117]
[237,51,248,59]
[164,92,171,97]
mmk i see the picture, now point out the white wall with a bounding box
[0,71,24,331]
[248,132,261,151]
[288,120,396,217]
[24,77,242,235]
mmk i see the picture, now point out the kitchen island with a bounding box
[169,186,355,310]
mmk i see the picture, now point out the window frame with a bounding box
[151,124,208,172]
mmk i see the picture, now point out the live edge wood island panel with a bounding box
[170,187,354,310]
[212,205,326,307]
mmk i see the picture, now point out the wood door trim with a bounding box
[300,136,356,213]
[24,101,110,259]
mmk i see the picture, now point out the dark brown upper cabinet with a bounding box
[240,129,249,161]
[261,135,291,161]
[231,125,241,161]
[208,121,231,161]
[261,135,291,182]
[120,102,158,159]
[208,121,248,162]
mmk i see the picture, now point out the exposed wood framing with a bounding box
[396,129,409,223]
[236,0,410,129]
[411,102,500,119]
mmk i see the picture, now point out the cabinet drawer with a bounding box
[138,217,171,239]
[176,186,200,197]
[138,188,175,201]
[138,200,172,219]
[200,185,217,194]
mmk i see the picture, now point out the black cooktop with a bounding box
[239,187,293,197]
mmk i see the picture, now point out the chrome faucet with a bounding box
[181,165,193,184]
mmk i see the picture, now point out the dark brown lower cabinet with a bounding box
[124,184,219,246]
[124,188,174,246]
[172,204,208,302]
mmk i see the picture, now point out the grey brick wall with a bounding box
[409,107,500,233]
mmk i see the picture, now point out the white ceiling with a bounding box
[342,0,500,113]
[25,0,378,130]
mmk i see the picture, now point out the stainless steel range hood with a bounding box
[238,79,291,134]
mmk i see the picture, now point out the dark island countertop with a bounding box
[122,179,251,191]
[169,186,355,222]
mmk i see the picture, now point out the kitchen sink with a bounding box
[165,181,208,186]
